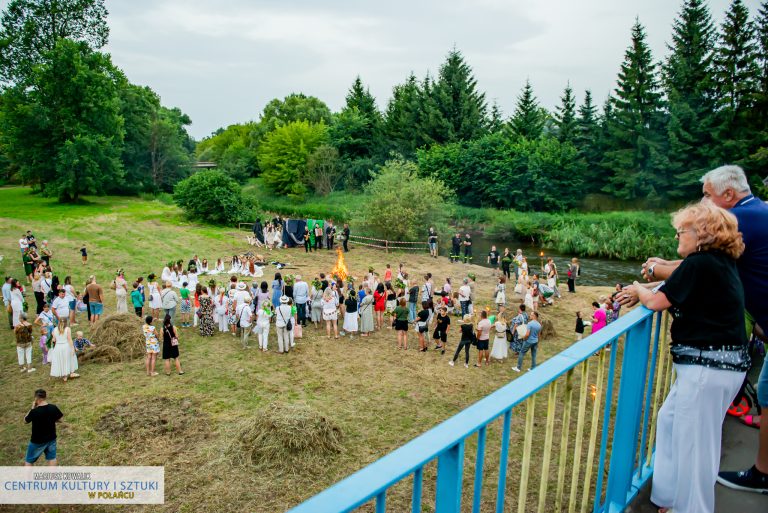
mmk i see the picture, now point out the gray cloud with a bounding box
[104,0,763,139]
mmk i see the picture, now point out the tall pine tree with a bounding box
[488,101,504,133]
[603,20,668,200]
[713,0,758,163]
[747,1,768,186]
[574,90,602,182]
[383,73,422,157]
[554,83,577,144]
[663,0,718,197]
[417,74,453,147]
[335,76,382,159]
[431,48,488,142]
[507,79,547,139]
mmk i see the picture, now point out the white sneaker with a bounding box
[511,367,521,372]
[27,368,36,373]
[464,363,469,368]
[448,361,454,366]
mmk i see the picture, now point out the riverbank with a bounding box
[243,179,677,260]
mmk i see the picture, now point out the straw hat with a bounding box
[236,282,247,291]
[279,295,290,304]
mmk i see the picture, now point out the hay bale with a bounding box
[78,345,123,364]
[229,402,343,472]
[96,396,200,440]
[89,313,144,361]
[540,318,557,340]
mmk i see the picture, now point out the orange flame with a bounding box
[331,247,349,282]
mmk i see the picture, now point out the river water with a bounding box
[440,234,645,287]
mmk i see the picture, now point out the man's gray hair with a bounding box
[700,165,751,195]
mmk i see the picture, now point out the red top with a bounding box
[373,291,386,311]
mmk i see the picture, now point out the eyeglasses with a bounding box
[675,229,692,238]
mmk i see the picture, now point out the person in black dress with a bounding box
[162,314,184,375]
[342,224,350,252]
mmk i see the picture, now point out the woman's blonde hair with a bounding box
[672,202,744,259]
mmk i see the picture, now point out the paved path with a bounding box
[627,415,768,512]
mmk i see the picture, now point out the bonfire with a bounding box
[330,247,349,282]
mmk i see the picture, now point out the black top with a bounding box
[321,280,329,291]
[451,236,462,248]
[387,292,396,301]
[25,404,63,444]
[408,286,418,303]
[284,285,293,298]
[344,297,358,313]
[428,230,437,243]
[460,323,474,341]
[488,250,500,264]
[435,314,451,331]
[659,251,747,349]
[575,317,584,334]
[463,236,472,246]
[343,227,350,239]
[417,309,430,322]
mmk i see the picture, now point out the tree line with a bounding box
[201,0,768,210]
[0,0,194,201]
[1,0,766,209]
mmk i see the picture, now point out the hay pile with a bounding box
[96,396,201,440]
[229,402,343,472]
[83,313,144,362]
[540,318,557,340]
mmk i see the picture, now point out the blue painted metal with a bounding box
[495,410,512,513]
[637,312,662,479]
[288,307,658,513]
[593,337,620,513]
[412,467,423,513]
[435,442,465,513]
[604,316,654,512]
[375,491,386,513]
[473,426,487,513]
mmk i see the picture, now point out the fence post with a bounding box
[603,317,653,512]
[435,442,465,513]
[385,240,389,253]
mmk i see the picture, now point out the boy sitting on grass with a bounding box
[73,331,94,356]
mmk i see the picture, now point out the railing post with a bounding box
[435,442,465,513]
[604,317,653,512]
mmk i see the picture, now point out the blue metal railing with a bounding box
[289,307,663,513]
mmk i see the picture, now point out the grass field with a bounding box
[0,187,617,513]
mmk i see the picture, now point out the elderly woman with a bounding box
[623,202,749,513]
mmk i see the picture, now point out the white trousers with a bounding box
[651,364,744,513]
[193,307,199,326]
[254,324,269,350]
[276,326,291,353]
[216,313,228,332]
[17,346,32,366]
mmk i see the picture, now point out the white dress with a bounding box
[11,288,24,327]
[321,297,338,321]
[50,327,78,377]
[490,321,509,360]
[114,277,128,313]
[148,283,162,309]
[343,310,358,332]
[161,267,172,283]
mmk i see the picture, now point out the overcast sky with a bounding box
[104,0,763,140]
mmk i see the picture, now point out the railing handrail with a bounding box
[289,306,656,513]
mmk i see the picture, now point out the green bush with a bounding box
[174,170,251,225]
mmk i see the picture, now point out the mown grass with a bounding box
[0,187,623,512]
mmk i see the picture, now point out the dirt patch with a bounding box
[96,396,202,440]
[85,313,145,362]
[228,402,343,474]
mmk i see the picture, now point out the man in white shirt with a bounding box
[236,297,253,348]
[458,279,471,317]
[274,296,293,354]
[19,236,29,255]
[292,275,309,327]
[234,282,251,313]
[51,290,70,321]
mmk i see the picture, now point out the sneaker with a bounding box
[448,361,454,366]
[717,466,768,494]
[464,363,469,368]
[511,367,521,372]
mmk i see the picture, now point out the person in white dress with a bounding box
[490,317,509,361]
[113,271,128,313]
[228,256,241,274]
[199,259,210,274]
[161,264,172,283]
[10,279,25,327]
[147,274,162,318]
[214,288,228,332]
[495,277,507,310]
[321,290,339,339]
[187,268,199,291]
[63,276,77,325]
[49,319,79,382]
[254,300,272,351]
